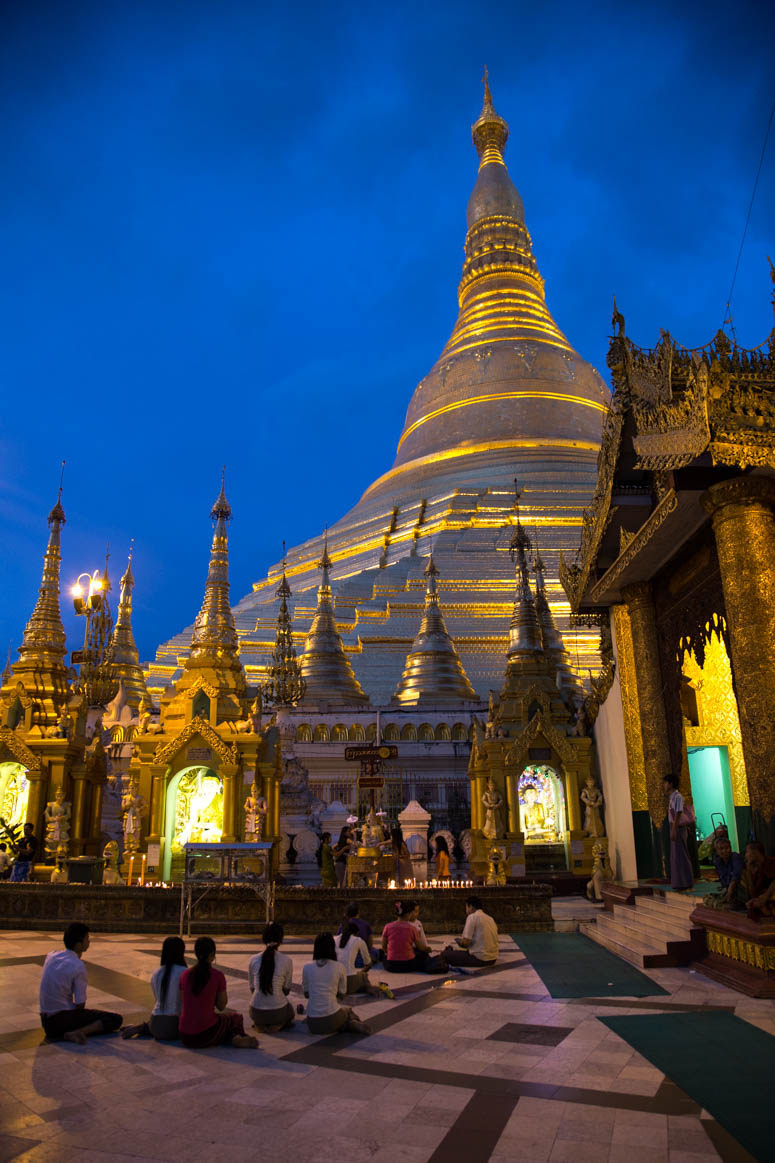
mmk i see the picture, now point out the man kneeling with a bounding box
[443,896,499,967]
[40,923,122,1044]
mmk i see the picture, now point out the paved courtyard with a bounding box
[0,910,771,1162]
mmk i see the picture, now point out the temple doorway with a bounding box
[163,765,224,880]
[0,763,29,836]
[688,746,738,851]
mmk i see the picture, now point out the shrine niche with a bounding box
[0,762,30,835]
[518,765,565,843]
[163,766,224,880]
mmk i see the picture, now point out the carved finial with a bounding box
[482,65,492,107]
[210,468,232,522]
[48,461,66,526]
[612,295,625,337]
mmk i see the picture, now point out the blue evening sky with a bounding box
[0,0,773,664]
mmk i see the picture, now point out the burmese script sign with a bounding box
[344,745,398,762]
[187,747,212,763]
[357,776,385,789]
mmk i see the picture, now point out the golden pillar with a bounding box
[703,477,775,825]
[69,766,88,856]
[621,581,672,825]
[564,765,582,833]
[220,762,239,843]
[147,763,166,846]
[25,767,47,847]
[88,782,104,851]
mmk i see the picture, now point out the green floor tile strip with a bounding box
[511,931,668,998]
[602,1011,772,1161]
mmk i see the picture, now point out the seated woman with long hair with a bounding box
[179,936,257,1049]
[334,916,394,998]
[248,923,295,1032]
[121,935,187,1041]
[381,900,448,973]
[301,933,372,1036]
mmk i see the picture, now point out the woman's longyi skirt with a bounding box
[181,1012,245,1048]
[250,1002,295,1029]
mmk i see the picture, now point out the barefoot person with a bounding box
[179,936,257,1049]
[302,933,372,1035]
[443,896,499,967]
[39,923,122,1044]
[121,936,187,1041]
[248,923,295,1032]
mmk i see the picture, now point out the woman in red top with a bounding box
[381,900,447,973]
[179,936,257,1049]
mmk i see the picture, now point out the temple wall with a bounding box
[593,664,638,884]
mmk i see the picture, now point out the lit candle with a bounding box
[127,856,134,886]
[140,854,147,886]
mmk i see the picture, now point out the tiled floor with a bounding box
[0,905,770,1162]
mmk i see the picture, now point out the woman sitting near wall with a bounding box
[248,923,295,1032]
[301,933,372,1035]
[121,936,187,1041]
[179,936,257,1049]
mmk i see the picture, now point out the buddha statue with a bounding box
[522,785,555,841]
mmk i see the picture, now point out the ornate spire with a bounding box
[392,553,477,705]
[262,543,306,707]
[18,480,67,665]
[534,543,581,703]
[472,66,510,169]
[107,544,149,710]
[189,471,240,666]
[299,533,369,705]
[507,484,542,658]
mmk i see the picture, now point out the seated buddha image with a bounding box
[521,784,557,842]
[176,773,223,848]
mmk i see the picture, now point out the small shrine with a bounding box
[467,489,602,881]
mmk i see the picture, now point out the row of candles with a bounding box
[387,878,475,889]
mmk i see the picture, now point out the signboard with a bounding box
[357,776,385,789]
[187,747,212,763]
[146,843,161,870]
[70,650,84,665]
[344,745,398,762]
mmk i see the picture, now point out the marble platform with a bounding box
[0,903,769,1162]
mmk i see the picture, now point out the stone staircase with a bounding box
[581,889,706,968]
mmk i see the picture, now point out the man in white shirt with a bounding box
[39,923,123,1043]
[443,896,499,967]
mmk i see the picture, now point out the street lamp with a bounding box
[71,571,104,620]
[70,566,115,706]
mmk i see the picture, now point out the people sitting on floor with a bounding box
[10,823,38,882]
[179,936,257,1049]
[443,896,499,967]
[741,841,775,920]
[702,834,744,910]
[334,914,394,997]
[248,922,295,1032]
[121,935,187,1041]
[301,933,372,1035]
[337,902,377,964]
[39,922,122,1044]
[381,899,448,974]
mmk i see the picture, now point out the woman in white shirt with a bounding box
[335,918,394,998]
[248,923,295,1032]
[121,936,186,1041]
[301,933,372,1036]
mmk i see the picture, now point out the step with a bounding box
[610,905,694,946]
[614,903,695,942]
[592,914,668,959]
[631,897,703,936]
[580,920,655,971]
[649,889,704,917]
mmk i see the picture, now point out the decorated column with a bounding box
[703,477,775,841]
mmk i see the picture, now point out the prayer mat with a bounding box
[601,1011,774,1161]
[511,932,668,998]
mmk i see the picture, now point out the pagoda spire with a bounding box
[392,553,477,705]
[107,544,149,710]
[533,542,581,704]
[506,485,542,661]
[299,532,369,705]
[188,469,240,667]
[7,470,71,728]
[80,548,119,708]
[18,481,67,666]
[262,543,306,707]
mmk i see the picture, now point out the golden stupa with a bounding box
[148,76,610,703]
